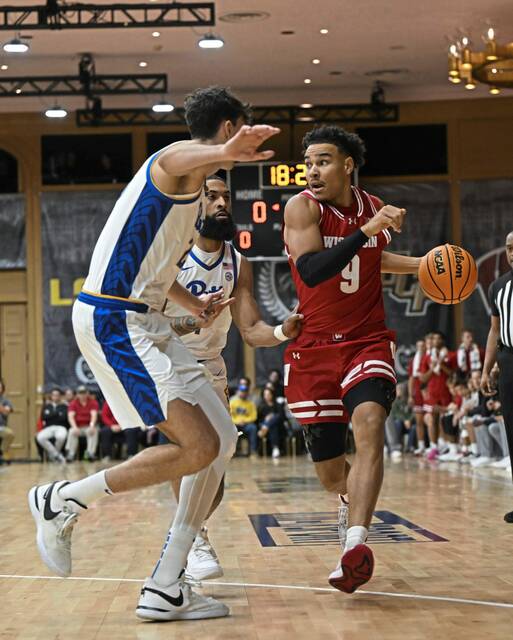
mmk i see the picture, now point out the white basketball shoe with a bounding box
[136,574,229,621]
[28,480,79,577]
[186,526,224,581]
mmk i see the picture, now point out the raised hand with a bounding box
[362,205,406,237]
[222,125,281,163]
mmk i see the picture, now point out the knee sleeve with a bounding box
[196,383,238,461]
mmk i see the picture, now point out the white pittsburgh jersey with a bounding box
[83,145,205,311]
[164,242,242,360]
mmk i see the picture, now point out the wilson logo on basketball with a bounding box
[452,245,464,279]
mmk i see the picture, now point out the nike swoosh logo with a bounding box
[43,482,61,521]
[142,586,184,608]
[180,266,195,271]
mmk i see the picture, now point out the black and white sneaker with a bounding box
[136,575,229,621]
[28,480,80,577]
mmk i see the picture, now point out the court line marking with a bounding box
[1,574,512,610]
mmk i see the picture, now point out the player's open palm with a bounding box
[223,125,281,162]
[282,313,304,340]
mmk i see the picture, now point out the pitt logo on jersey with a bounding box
[186,281,223,297]
[323,235,377,249]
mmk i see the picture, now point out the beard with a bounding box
[200,213,237,241]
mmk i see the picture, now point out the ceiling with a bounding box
[0,0,512,113]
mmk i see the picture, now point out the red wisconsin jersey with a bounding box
[286,186,392,340]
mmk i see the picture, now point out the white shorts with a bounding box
[72,299,207,429]
[200,355,229,410]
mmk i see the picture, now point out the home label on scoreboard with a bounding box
[228,162,307,260]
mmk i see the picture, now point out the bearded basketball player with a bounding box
[283,125,421,593]
[164,174,303,581]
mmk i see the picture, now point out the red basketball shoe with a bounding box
[328,544,374,593]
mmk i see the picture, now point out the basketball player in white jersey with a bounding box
[164,175,303,581]
[28,87,280,622]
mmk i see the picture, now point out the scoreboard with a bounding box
[228,162,307,260]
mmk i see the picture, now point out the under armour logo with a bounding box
[333,333,344,341]
[347,217,356,225]
[292,352,301,360]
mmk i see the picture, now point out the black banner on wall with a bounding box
[41,190,119,388]
[0,194,26,269]
[251,182,453,382]
[461,179,513,346]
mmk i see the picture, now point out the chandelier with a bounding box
[447,28,513,94]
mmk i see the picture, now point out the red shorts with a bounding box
[423,387,452,413]
[412,389,425,414]
[284,331,396,425]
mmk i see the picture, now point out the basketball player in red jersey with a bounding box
[408,338,427,455]
[283,125,421,593]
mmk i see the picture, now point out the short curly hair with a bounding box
[302,125,366,168]
[184,86,252,139]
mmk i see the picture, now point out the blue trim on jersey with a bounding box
[93,307,165,426]
[229,243,238,290]
[189,247,224,271]
[145,152,203,204]
[78,291,148,313]
[101,182,174,298]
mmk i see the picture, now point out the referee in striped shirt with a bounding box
[482,231,513,523]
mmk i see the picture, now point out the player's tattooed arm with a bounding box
[169,316,201,336]
[231,258,303,347]
[381,252,422,274]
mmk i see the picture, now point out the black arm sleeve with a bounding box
[295,228,368,288]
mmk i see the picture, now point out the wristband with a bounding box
[273,324,288,342]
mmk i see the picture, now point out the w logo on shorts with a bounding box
[292,352,301,360]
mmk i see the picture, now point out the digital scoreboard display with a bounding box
[228,162,307,259]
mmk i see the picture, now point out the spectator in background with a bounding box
[63,387,75,405]
[36,387,69,462]
[100,400,142,460]
[66,385,99,461]
[0,379,14,464]
[385,383,414,460]
[257,387,285,459]
[267,369,285,399]
[457,330,483,380]
[230,382,258,455]
[408,338,427,455]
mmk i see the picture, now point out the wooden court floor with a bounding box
[1,455,513,640]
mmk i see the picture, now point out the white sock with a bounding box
[417,441,425,451]
[449,443,458,454]
[344,525,368,552]
[151,384,237,587]
[470,442,478,455]
[58,469,112,509]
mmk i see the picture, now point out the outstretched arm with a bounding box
[381,252,421,274]
[231,258,303,347]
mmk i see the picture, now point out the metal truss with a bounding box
[0,73,167,97]
[0,2,215,31]
[76,103,399,127]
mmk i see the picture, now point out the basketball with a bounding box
[418,244,477,305]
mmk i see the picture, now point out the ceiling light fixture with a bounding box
[312,58,320,64]
[139,60,148,67]
[320,28,328,35]
[152,101,174,113]
[300,103,313,108]
[0,64,8,70]
[3,37,29,53]
[15,88,21,94]
[198,33,224,49]
[304,78,311,84]
[152,31,160,38]
[489,86,500,95]
[448,27,513,91]
[45,105,68,118]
